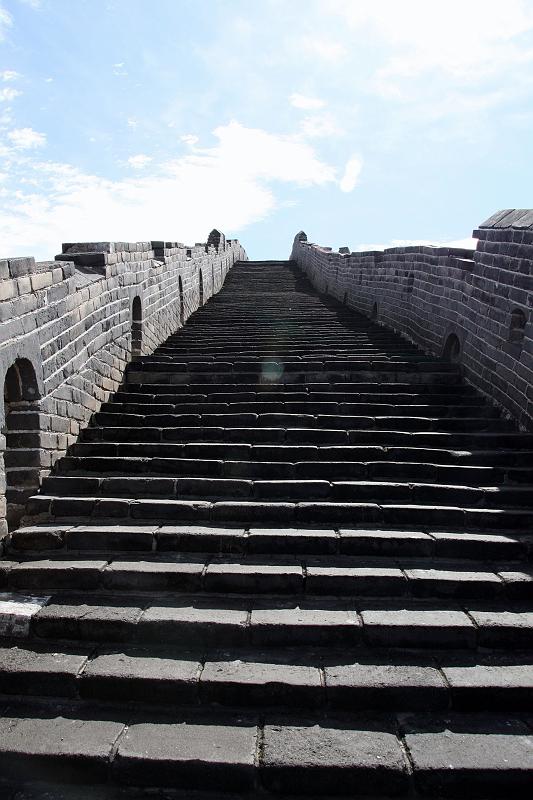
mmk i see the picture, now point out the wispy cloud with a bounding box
[0,5,12,39]
[339,156,362,192]
[1,70,20,82]
[127,153,152,169]
[290,93,326,110]
[113,62,128,76]
[0,120,340,258]
[7,127,46,148]
[0,87,21,103]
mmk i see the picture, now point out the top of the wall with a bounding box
[478,209,533,230]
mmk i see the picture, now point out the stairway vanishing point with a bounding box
[0,259,532,798]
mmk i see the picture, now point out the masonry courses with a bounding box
[0,210,531,797]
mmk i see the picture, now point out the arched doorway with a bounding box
[3,358,41,529]
[131,296,142,358]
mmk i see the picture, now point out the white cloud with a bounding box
[113,62,128,76]
[0,6,12,39]
[17,0,41,7]
[181,134,199,146]
[0,120,338,259]
[0,87,21,103]
[127,153,152,169]
[300,113,343,138]
[7,127,46,149]
[295,35,347,62]
[339,156,362,192]
[1,70,20,82]
[127,117,139,128]
[290,93,326,110]
[329,0,533,84]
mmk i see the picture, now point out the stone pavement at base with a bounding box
[0,260,532,797]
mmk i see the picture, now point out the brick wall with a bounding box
[291,210,533,431]
[0,231,246,534]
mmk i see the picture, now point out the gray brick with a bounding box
[261,721,409,795]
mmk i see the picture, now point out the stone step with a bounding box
[39,475,533,510]
[123,382,480,396]
[89,413,510,432]
[0,701,530,796]
[77,428,531,449]
[24,494,533,531]
[63,445,533,469]
[100,400,496,418]
[9,523,530,561]
[55,455,533,487]
[1,642,532,714]
[3,554,533,600]
[5,592,532,650]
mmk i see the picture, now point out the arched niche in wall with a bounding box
[131,296,142,358]
[443,332,462,364]
[199,269,204,306]
[371,302,378,322]
[504,307,527,359]
[178,275,185,325]
[2,358,41,530]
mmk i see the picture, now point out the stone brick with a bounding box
[261,722,409,795]
[404,714,533,797]
[113,721,257,789]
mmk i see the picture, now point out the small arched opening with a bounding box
[178,275,185,325]
[509,308,527,345]
[199,269,204,306]
[444,332,461,364]
[3,358,41,529]
[131,296,142,358]
[406,273,415,294]
[371,302,378,322]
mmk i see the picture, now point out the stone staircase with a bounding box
[0,260,532,798]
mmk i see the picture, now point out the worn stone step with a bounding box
[74,429,533,453]
[1,643,532,715]
[123,381,480,397]
[3,591,529,650]
[4,702,529,795]
[24,493,533,531]
[39,475,533,511]
[5,553,532,600]
[54,455,533,488]
[9,523,530,563]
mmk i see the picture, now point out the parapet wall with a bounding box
[0,230,246,534]
[291,209,533,431]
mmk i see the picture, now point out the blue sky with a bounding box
[1,0,533,260]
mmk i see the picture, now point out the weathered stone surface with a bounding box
[113,721,257,789]
[261,722,409,794]
[403,714,533,796]
[0,712,124,782]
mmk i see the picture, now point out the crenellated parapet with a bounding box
[0,230,247,533]
[291,211,532,430]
